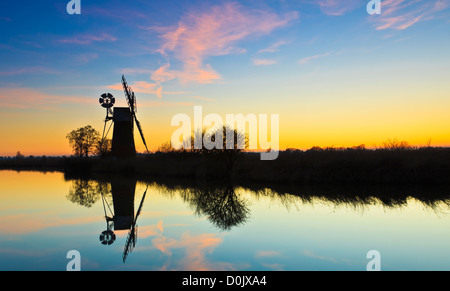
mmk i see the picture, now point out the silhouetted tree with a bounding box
[382,139,415,150]
[184,125,249,170]
[66,125,100,157]
[157,141,175,153]
[15,151,24,159]
[95,137,112,157]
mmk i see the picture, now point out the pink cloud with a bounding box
[373,0,449,30]
[136,220,164,238]
[0,66,58,76]
[107,81,162,98]
[298,52,332,64]
[153,232,229,271]
[0,88,95,110]
[120,68,153,75]
[0,213,98,235]
[106,80,190,100]
[153,2,298,86]
[108,2,297,101]
[252,59,278,66]
[257,40,291,53]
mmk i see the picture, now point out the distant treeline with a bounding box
[2,145,450,185]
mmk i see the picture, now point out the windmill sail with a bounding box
[122,186,148,263]
[121,75,149,153]
[134,115,149,153]
[122,75,135,112]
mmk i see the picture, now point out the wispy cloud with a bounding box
[0,88,94,110]
[191,96,216,102]
[120,68,154,75]
[76,53,99,65]
[373,0,450,30]
[298,51,332,64]
[258,40,291,53]
[106,81,188,100]
[316,0,362,16]
[150,1,298,95]
[107,81,162,98]
[255,250,281,258]
[153,232,235,271]
[139,100,194,108]
[0,66,58,76]
[58,32,117,45]
[252,58,278,66]
[0,212,98,235]
[303,250,338,263]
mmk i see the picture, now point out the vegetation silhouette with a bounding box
[65,174,450,224]
[66,125,101,158]
[2,137,450,186]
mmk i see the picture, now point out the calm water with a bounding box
[1,170,450,271]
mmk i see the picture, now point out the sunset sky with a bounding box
[0,0,449,156]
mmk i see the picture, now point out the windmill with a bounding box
[99,75,149,157]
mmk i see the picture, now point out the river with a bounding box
[0,170,449,271]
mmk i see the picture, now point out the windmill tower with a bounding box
[99,75,149,158]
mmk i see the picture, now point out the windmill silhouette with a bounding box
[98,180,148,263]
[99,75,149,157]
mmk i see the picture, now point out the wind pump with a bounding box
[99,75,149,157]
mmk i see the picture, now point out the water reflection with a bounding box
[67,177,148,262]
[65,175,450,265]
[181,184,249,231]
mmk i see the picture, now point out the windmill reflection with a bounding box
[181,184,250,231]
[67,178,147,263]
[67,178,251,262]
[98,179,148,263]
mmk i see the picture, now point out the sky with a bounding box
[0,0,449,156]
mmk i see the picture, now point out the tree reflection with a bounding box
[66,180,109,208]
[181,184,250,231]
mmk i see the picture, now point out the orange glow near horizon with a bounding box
[1,92,450,157]
[2,117,450,157]
[1,66,450,157]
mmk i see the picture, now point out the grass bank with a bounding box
[2,147,450,185]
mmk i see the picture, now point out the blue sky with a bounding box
[1,0,450,155]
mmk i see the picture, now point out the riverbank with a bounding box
[2,147,450,185]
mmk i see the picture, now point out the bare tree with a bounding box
[184,125,249,169]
